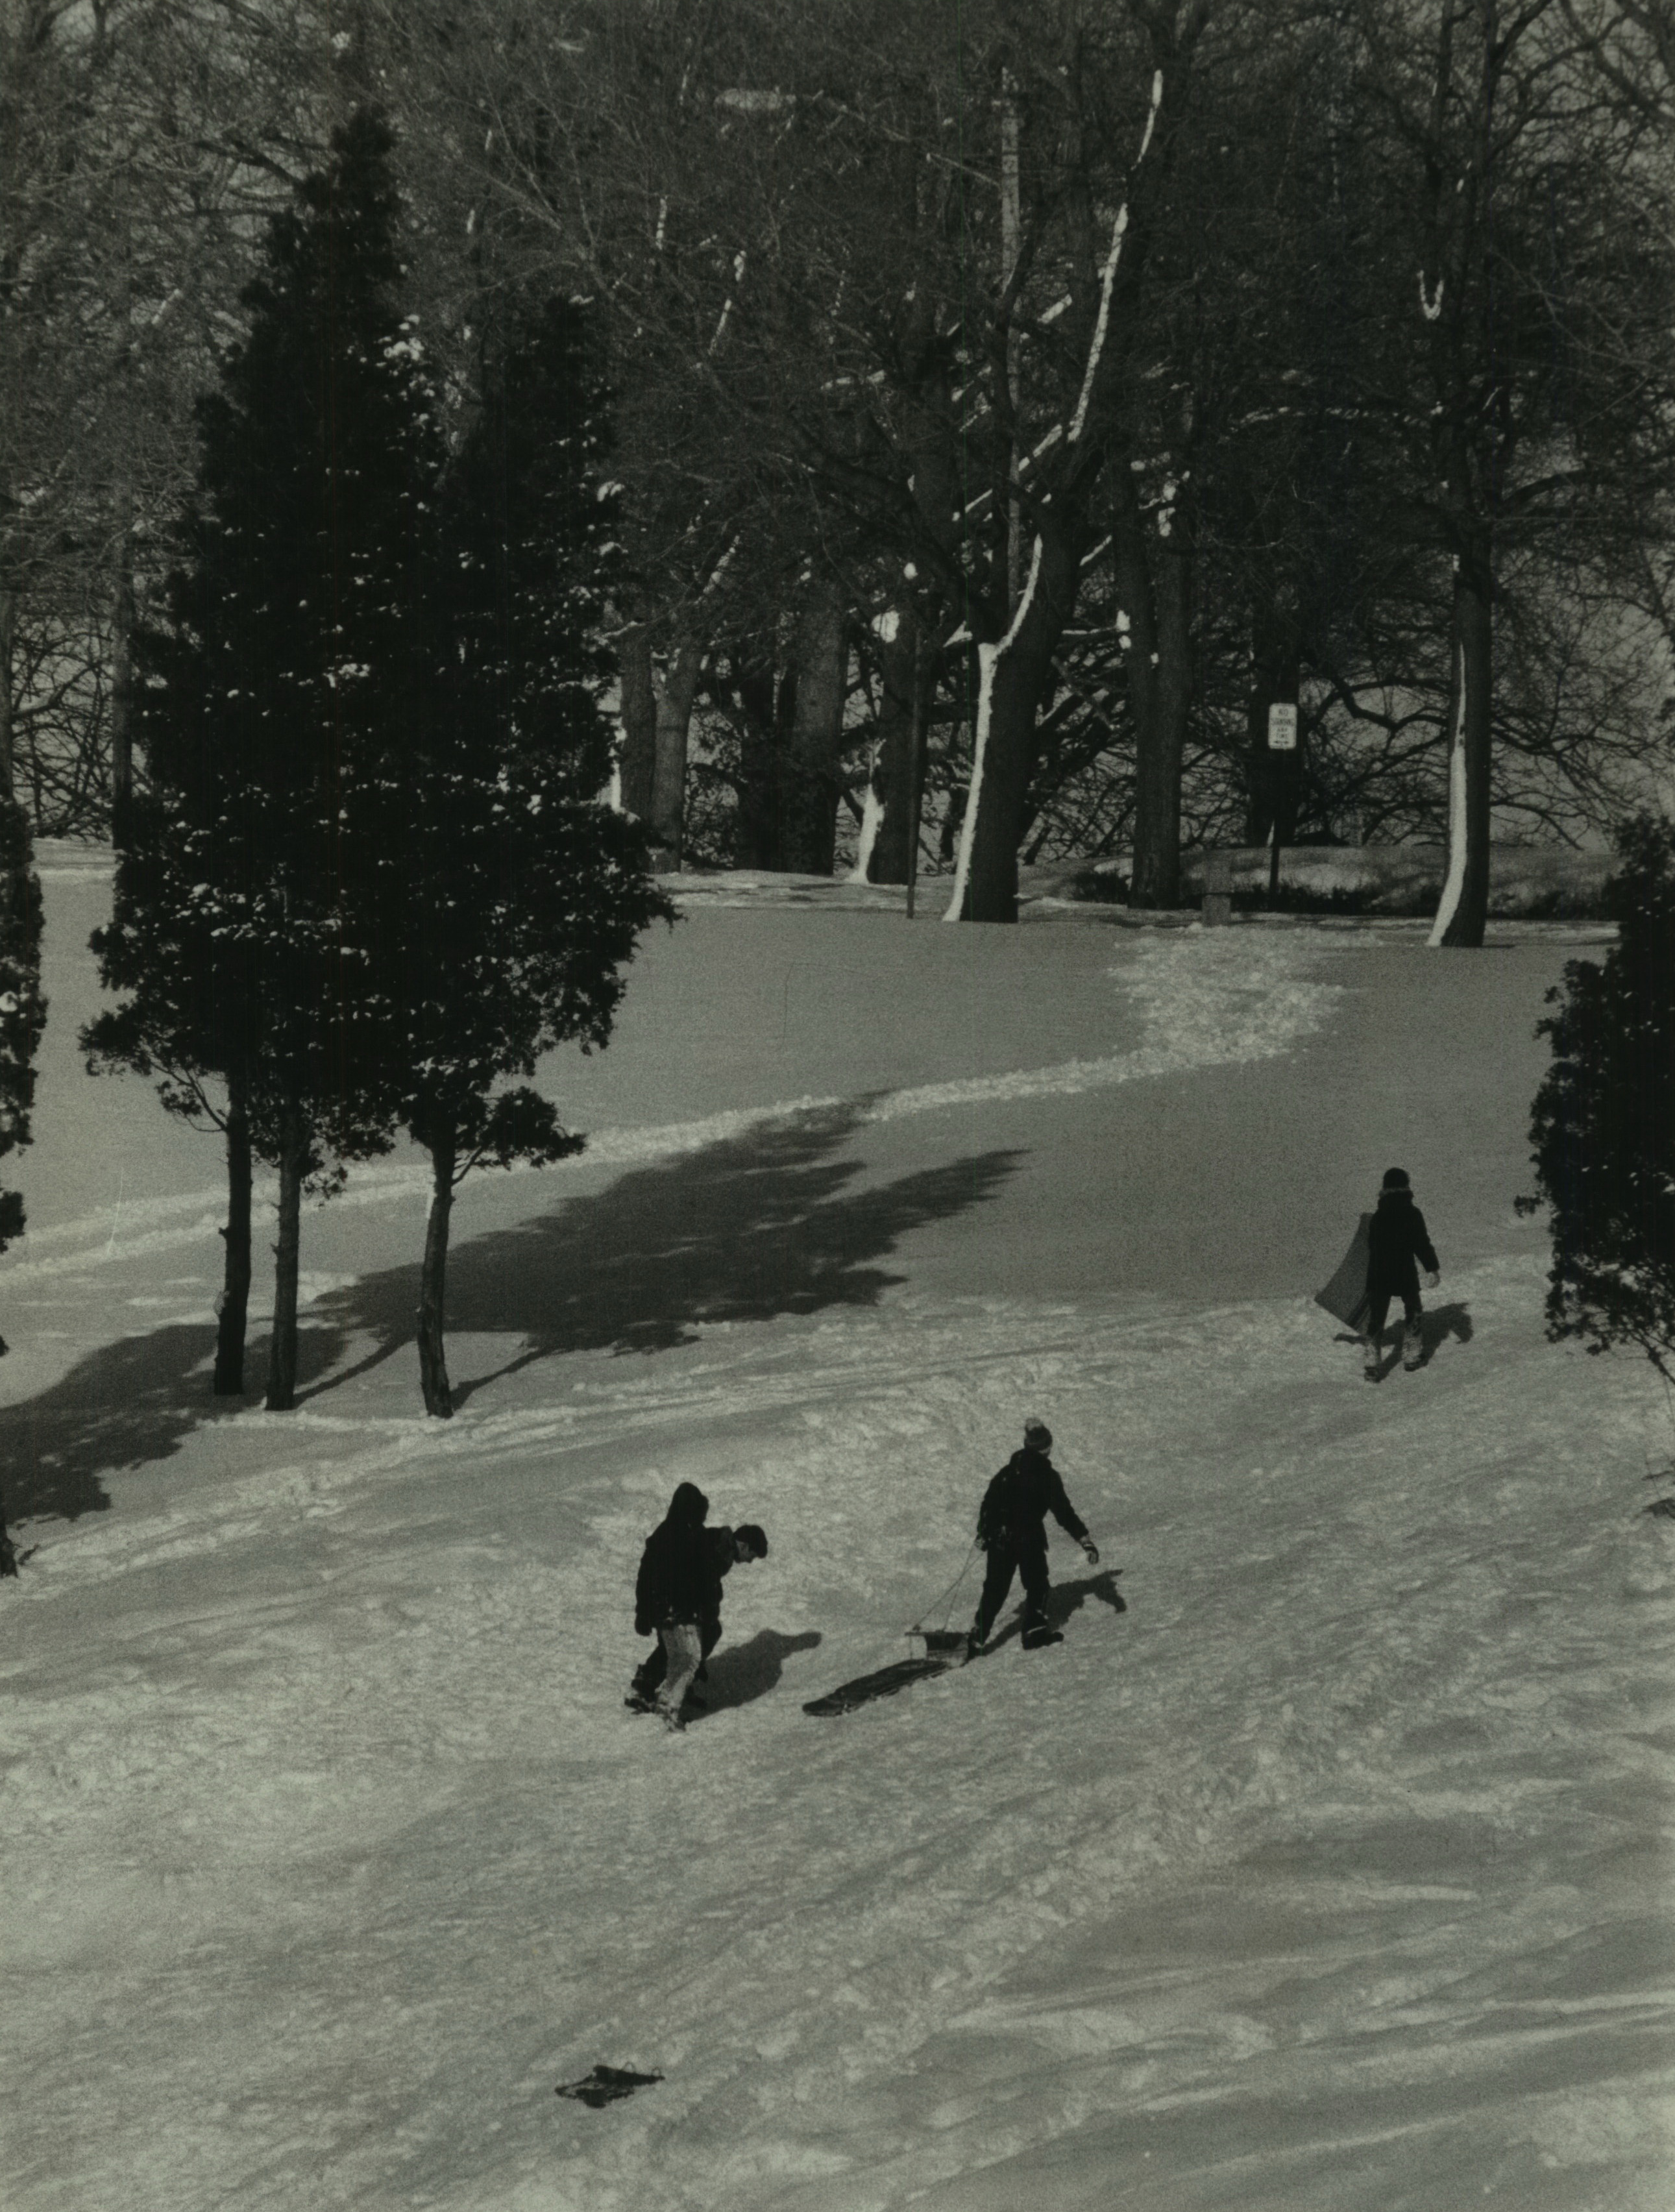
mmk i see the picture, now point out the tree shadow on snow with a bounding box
[983,1568,1127,1653]
[302,1103,1025,1407]
[689,1628,824,1720]
[0,1321,300,1526]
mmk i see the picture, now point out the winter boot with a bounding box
[1362,1331,1381,1379]
[1402,1320,1424,1371]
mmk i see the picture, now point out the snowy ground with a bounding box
[2,848,1671,2211]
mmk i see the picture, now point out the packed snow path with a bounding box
[2,852,1669,2210]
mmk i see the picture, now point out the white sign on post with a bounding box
[1267,702,1298,752]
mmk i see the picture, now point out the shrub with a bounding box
[1520,816,1675,1375]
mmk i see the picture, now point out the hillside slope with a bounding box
[1,863,1669,2211]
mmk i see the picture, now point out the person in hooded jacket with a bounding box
[628,1521,768,1715]
[629,1481,713,1728]
[1362,1166,1441,1377]
[966,1418,1098,1659]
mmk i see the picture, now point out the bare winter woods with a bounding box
[5,3,1675,931]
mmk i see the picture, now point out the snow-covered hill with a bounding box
[2,855,1669,2211]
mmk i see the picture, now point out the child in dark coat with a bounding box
[629,1490,768,1726]
[1363,1167,1441,1376]
[629,1482,711,1728]
[967,1419,1098,1658]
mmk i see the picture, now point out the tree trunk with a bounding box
[864,608,927,885]
[1429,545,1493,948]
[650,635,704,867]
[265,1109,306,1412]
[1119,465,1195,911]
[417,1137,456,1419]
[0,582,16,805]
[734,652,796,868]
[1243,598,1301,846]
[949,526,1084,924]
[110,484,135,840]
[213,1093,252,1395]
[781,579,848,874]
[617,622,657,821]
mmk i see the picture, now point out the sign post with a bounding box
[1265,702,1298,903]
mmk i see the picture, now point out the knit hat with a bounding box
[1023,1417,1053,1450]
[1380,1167,1411,1190]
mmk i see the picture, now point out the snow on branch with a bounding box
[1068,71,1164,447]
[709,252,747,353]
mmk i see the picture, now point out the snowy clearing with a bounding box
[2,854,1670,2211]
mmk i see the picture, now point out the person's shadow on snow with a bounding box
[687,1628,822,1720]
[1413,1301,1473,1367]
[1334,1301,1473,1375]
[983,1569,1126,1652]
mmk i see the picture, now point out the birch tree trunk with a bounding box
[782,578,848,874]
[265,1108,307,1412]
[948,525,1084,923]
[417,1136,456,1419]
[213,1090,252,1395]
[1428,543,1493,947]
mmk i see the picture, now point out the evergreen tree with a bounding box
[387,301,672,1417]
[0,792,46,1577]
[87,111,434,1410]
[1522,816,1675,1375]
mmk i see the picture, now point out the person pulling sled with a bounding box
[1362,1167,1441,1378]
[966,1419,1098,1659]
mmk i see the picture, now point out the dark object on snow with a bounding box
[1364,1184,1440,1342]
[633,1482,711,1634]
[975,1445,1088,1551]
[970,1434,1094,1647]
[1315,1213,1373,1329]
[1644,1497,1675,1520]
[630,1518,768,1707]
[1020,1624,1064,1649]
[1367,1185,1439,1296]
[556,2064,663,2109]
[803,1653,953,1716]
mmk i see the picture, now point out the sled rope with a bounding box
[908,1540,980,1639]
